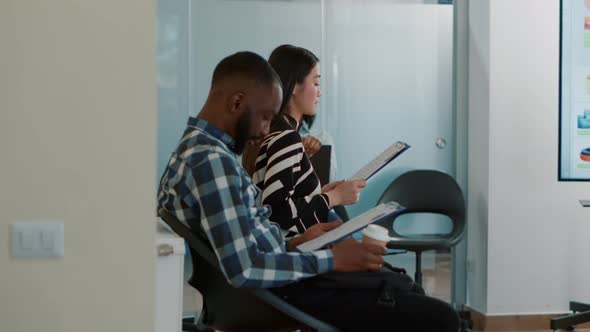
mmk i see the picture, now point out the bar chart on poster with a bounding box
[560,0,590,180]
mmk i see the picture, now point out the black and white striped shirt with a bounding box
[253,114,330,235]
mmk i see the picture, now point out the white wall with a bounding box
[190,0,322,114]
[321,3,455,223]
[466,0,490,314]
[157,0,191,178]
[0,1,157,331]
[181,1,456,226]
[468,0,590,315]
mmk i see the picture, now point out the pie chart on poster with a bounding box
[581,148,590,162]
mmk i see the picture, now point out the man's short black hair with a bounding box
[211,51,281,88]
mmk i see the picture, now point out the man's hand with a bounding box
[302,135,322,157]
[287,221,343,251]
[331,238,386,272]
[301,221,342,243]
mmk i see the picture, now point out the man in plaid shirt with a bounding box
[157,51,459,331]
[158,52,386,288]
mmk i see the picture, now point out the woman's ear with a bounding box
[291,83,300,96]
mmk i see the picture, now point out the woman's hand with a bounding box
[325,180,367,207]
[302,135,322,156]
[321,180,345,193]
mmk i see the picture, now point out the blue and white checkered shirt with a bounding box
[158,117,334,288]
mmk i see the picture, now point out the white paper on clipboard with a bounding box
[295,201,404,252]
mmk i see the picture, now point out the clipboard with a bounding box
[295,201,405,252]
[349,141,410,181]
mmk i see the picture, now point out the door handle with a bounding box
[436,137,447,149]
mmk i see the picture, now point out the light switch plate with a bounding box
[10,221,64,258]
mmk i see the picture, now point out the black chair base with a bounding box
[550,301,590,331]
[458,309,474,332]
[182,316,214,332]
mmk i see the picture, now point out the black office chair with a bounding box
[158,208,340,332]
[332,205,349,222]
[309,145,331,187]
[376,169,466,286]
[307,144,350,224]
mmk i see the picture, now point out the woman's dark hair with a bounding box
[268,44,319,129]
[241,45,319,176]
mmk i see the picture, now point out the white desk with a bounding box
[156,220,186,332]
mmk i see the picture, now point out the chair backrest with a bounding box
[157,209,338,332]
[333,205,350,222]
[376,170,466,248]
[309,145,331,186]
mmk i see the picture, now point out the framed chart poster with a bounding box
[559,0,590,180]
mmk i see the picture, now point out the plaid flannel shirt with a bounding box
[158,117,334,288]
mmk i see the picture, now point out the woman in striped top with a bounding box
[245,45,366,236]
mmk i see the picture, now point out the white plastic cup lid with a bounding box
[362,224,390,242]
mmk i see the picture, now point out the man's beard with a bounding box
[234,109,255,155]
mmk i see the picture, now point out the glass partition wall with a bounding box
[157,0,462,320]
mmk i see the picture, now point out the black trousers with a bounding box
[272,278,459,332]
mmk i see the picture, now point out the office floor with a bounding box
[479,330,590,332]
[478,330,590,332]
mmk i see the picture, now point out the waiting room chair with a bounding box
[158,208,340,332]
[375,169,466,286]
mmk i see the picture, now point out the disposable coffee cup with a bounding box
[362,224,390,247]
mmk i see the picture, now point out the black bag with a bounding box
[273,263,426,332]
[301,262,423,308]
